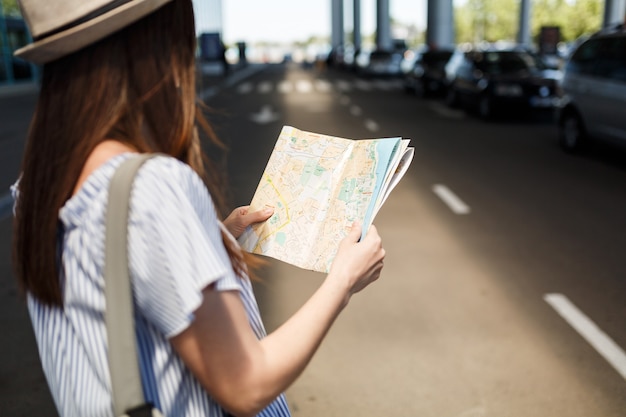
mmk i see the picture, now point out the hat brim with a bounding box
[14,0,173,65]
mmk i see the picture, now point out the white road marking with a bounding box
[295,80,313,93]
[544,293,626,380]
[432,184,471,214]
[336,80,351,92]
[250,105,280,124]
[364,119,379,132]
[314,79,332,92]
[350,105,362,116]
[233,78,405,98]
[236,82,253,94]
[277,81,292,94]
[258,81,273,94]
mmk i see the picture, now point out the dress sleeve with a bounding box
[126,156,242,338]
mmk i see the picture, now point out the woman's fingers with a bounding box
[244,205,274,224]
[329,221,386,296]
[224,205,274,238]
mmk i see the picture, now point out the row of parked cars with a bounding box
[335,25,626,154]
[402,43,564,119]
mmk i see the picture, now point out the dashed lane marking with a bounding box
[277,81,293,94]
[544,293,626,380]
[336,80,352,92]
[364,119,379,132]
[295,80,313,93]
[258,81,272,94]
[432,184,471,214]
[236,82,253,94]
[350,105,362,116]
[314,80,332,93]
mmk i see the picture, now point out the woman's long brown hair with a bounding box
[13,0,254,307]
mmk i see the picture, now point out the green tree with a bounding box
[454,0,604,44]
[563,0,603,40]
[531,0,602,42]
[531,0,569,35]
[455,0,518,43]
[1,0,20,16]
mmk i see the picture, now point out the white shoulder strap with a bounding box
[104,153,164,417]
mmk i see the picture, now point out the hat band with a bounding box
[34,0,133,41]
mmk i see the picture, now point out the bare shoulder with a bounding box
[72,140,137,196]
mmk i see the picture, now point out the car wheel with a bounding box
[559,111,587,153]
[445,87,459,107]
[403,79,415,94]
[414,79,427,98]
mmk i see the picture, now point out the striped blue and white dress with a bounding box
[15,154,291,417]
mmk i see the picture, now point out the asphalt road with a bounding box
[1,62,625,416]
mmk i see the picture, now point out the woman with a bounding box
[12,0,386,416]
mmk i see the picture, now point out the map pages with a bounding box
[238,125,414,273]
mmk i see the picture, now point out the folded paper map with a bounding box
[238,125,414,273]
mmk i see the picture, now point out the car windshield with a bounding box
[422,51,453,67]
[370,51,392,61]
[477,51,546,74]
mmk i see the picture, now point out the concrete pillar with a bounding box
[603,0,626,27]
[517,0,532,46]
[193,0,222,35]
[353,0,361,51]
[426,0,454,48]
[376,0,392,50]
[331,0,344,49]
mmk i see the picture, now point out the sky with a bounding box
[193,0,434,44]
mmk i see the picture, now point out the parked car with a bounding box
[403,47,454,97]
[326,44,357,70]
[557,25,626,152]
[444,45,562,119]
[355,48,404,77]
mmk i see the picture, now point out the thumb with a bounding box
[345,221,363,243]
[245,205,274,224]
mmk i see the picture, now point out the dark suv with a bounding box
[444,45,562,119]
[403,48,454,97]
[557,25,626,152]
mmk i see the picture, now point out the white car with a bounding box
[355,48,404,77]
[558,25,626,152]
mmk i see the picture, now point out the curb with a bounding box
[0,82,39,98]
[199,63,266,101]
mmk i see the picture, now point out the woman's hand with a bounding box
[223,205,274,239]
[172,220,383,416]
[329,222,385,298]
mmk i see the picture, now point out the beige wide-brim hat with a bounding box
[15,0,173,65]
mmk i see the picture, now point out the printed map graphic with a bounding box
[238,126,400,273]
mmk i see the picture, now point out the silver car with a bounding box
[558,25,626,152]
